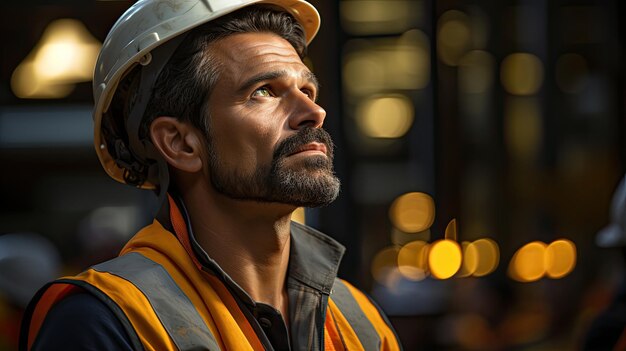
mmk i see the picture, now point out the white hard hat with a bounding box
[93,0,320,189]
[596,175,626,248]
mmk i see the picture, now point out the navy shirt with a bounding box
[32,293,134,351]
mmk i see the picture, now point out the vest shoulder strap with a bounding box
[93,252,220,351]
[330,278,381,350]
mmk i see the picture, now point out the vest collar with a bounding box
[164,194,346,303]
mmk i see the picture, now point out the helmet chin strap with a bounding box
[124,33,188,210]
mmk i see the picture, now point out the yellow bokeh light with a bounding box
[445,218,458,241]
[11,18,101,99]
[457,241,477,277]
[343,31,430,97]
[428,240,462,279]
[545,239,577,279]
[504,97,542,163]
[356,95,414,138]
[437,10,471,66]
[555,53,589,94]
[371,246,400,286]
[389,192,435,233]
[340,1,421,35]
[509,241,547,282]
[470,238,500,277]
[343,52,385,96]
[500,53,544,96]
[397,240,429,281]
[291,207,306,225]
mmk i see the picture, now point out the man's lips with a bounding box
[288,142,328,157]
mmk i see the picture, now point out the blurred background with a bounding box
[0,0,624,350]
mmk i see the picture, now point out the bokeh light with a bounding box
[11,19,101,99]
[500,53,544,96]
[397,240,429,281]
[445,218,458,241]
[356,95,414,138]
[509,241,547,282]
[469,238,500,277]
[545,239,577,279]
[457,241,477,278]
[428,240,462,279]
[437,10,471,66]
[457,238,500,278]
[340,0,422,36]
[343,31,430,96]
[371,246,401,286]
[389,192,435,233]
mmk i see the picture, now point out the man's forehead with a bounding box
[210,32,314,85]
[213,32,303,63]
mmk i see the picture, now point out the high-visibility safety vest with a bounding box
[21,196,402,351]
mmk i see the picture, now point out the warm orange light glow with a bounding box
[389,192,435,233]
[371,247,401,286]
[342,30,430,97]
[340,0,421,35]
[545,239,577,278]
[457,241,476,277]
[11,19,101,99]
[470,238,500,277]
[500,53,544,96]
[509,241,547,282]
[397,240,429,281]
[356,95,414,138]
[445,218,458,241]
[428,240,462,279]
[437,10,471,66]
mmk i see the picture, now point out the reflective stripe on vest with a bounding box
[331,279,381,350]
[92,252,220,351]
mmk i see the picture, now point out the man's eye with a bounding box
[302,89,315,100]
[252,87,272,97]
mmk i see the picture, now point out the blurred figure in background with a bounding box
[0,233,59,350]
[584,175,626,350]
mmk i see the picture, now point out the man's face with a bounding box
[201,32,340,207]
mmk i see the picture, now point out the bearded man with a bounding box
[20,1,402,350]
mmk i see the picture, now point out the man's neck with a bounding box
[180,183,295,317]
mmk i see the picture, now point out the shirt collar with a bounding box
[166,194,345,301]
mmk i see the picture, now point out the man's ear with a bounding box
[150,116,204,173]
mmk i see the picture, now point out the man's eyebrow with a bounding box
[237,70,320,94]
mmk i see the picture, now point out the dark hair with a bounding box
[143,5,307,138]
[105,5,307,186]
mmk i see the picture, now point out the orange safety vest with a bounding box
[21,197,401,351]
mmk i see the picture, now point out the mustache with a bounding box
[273,127,335,160]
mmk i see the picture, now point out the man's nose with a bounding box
[288,92,326,130]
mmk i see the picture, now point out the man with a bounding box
[20,1,402,350]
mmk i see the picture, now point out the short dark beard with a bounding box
[208,127,340,207]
